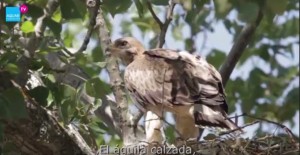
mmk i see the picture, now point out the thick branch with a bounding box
[219,10,263,86]
[95,8,145,145]
[1,81,94,154]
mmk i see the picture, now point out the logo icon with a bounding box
[20,4,28,14]
[5,7,21,22]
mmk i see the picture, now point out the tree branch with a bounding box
[157,0,176,48]
[1,80,95,154]
[219,9,264,86]
[26,0,59,56]
[95,8,145,146]
[147,0,176,48]
[146,1,163,28]
[76,0,100,53]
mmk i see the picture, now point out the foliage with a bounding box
[0,0,299,154]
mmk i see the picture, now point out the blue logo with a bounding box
[6,7,21,22]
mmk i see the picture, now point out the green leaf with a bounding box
[26,4,44,19]
[45,18,62,36]
[266,0,288,14]
[213,0,232,19]
[4,63,20,74]
[180,0,192,11]
[21,21,35,33]
[279,88,300,125]
[60,0,86,19]
[63,30,75,48]
[27,0,48,8]
[101,0,132,17]
[206,49,226,69]
[52,7,62,23]
[237,2,259,23]
[59,84,77,101]
[91,46,104,62]
[28,86,50,107]
[85,78,110,98]
[134,0,144,18]
[165,126,176,143]
[53,84,77,105]
[46,74,56,83]
[0,88,28,119]
[172,23,184,41]
[0,123,4,143]
[151,0,168,6]
[0,97,9,118]
[95,62,107,68]
[60,99,71,124]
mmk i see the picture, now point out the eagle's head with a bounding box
[107,37,145,65]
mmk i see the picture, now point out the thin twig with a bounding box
[132,109,144,126]
[147,0,176,48]
[146,1,163,28]
[219,9,263,86]
[76,0,99,53]
[219,120,260,136]
[245,114,298,145]
[157,0,176,48]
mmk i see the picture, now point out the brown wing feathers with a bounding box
[143,49,239,131]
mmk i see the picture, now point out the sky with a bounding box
[72,3,299,141]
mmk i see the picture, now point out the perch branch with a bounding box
[219,9,263,86]
[77,0,100,53]
[95,8,145,145]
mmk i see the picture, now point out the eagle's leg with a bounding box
[174,114,201,143]
[145,110,164,144]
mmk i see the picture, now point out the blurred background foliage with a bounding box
[0,0,299,151]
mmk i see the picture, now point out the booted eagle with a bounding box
[107,37,241,143]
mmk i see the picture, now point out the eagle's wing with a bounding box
[144,49,228,111]
[125,48,239,130]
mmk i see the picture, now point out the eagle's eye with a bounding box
[120,40,128,47]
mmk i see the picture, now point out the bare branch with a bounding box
[76,0,100,53]
[147,1,163,28]
[1,81,95,154]
[64,124,95,155]
[26,0,59,55]
[95,8,145,146]
[157,0,176,48]
[219,9,264,86]
[132,109,144,127]
[245,114,299,145]
[219,120,260,136]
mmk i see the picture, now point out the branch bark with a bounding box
[95,8,145,146]
[147,0,176,48]
[0,80,94,155]
[1,0,119,154]
[76,0,100,53]
[219,9,264,86]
